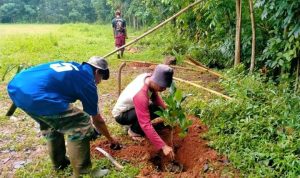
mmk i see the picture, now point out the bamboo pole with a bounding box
[295,58,299,92]
[103,0,203,58]
[186,57,210,70]
[118,62,126,96]
[173,77,232,100]
[121,60,206,73]
[121,60,157,66]
[186,57,226,79]
[2,65,16,81]
[249,0,256,74]
[183,60,225,78]
[171,65,205,73]
[95,147,124,170]
[234,0,242,66]
[6,65,24,117]
[118,60,231,99]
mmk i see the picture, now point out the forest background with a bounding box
[1,0,300,177]
[1,0,300,78]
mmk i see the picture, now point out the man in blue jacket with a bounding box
[7,56,119,177]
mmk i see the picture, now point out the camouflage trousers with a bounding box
[27,106,94,141]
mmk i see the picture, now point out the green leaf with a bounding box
[155,110,163,117]
[174,89,183,103]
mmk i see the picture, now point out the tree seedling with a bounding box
[156,83,192,146]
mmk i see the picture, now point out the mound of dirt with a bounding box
[91,116,237,177]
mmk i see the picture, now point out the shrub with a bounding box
[198,65,300,177]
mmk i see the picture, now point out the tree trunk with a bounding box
[249,0,256,73]
[234,0,242,66]
[225,10,232,34]
[128,15,131,27]
[295,57,300,92]
[133,16,136,29]
[170,128,174,148]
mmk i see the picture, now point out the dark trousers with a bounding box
[115,104,160,135]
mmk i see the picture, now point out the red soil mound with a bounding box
[91,116,236,177]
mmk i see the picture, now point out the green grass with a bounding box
[0,23,225,177]
[1,23,299,177]
[198,66,300,177]
[14,157,139,178]
[0,23,171,81]
[0,23,176,178]
[0,24,115,75]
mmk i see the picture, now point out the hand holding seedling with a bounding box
[156,83,191,161]
[162,145,175,160]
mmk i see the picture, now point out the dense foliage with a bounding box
[196,65,300,177]
[156,83,192,138]
[0,0,99,23]
[161,0,299,78]
[0,0,168,26]
[256,0,300,75]
[1,0,299,78]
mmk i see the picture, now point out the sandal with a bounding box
[128,128,145,142]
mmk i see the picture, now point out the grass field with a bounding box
[0,23,165,178]
[0,23,170,80]
[0,24,215,177]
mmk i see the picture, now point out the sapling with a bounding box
[156,82,192,148]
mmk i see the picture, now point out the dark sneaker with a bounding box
[54,157,70,170]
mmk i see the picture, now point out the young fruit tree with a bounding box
[155,83,192,147]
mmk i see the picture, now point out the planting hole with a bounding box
[165,161,184,173]
[150,156,184,173]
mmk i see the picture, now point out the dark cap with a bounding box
[150,64,174,88]
[84,56,110,80]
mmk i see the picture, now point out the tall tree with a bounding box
[92,0,112,23]
[0,2,21,23]
[249,0,255,73]
[257,0,300,74]
[234,0,242,66]
[295,58,300,92]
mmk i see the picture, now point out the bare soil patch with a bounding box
[121,61,223,92]
[91,116,237,177]
[0,62,231,177]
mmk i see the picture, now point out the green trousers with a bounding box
[27,106,95,177]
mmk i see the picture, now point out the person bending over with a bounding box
[7,56,119,177]
[112,64,175,159]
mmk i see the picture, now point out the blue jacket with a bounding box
[7,61,99,116]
